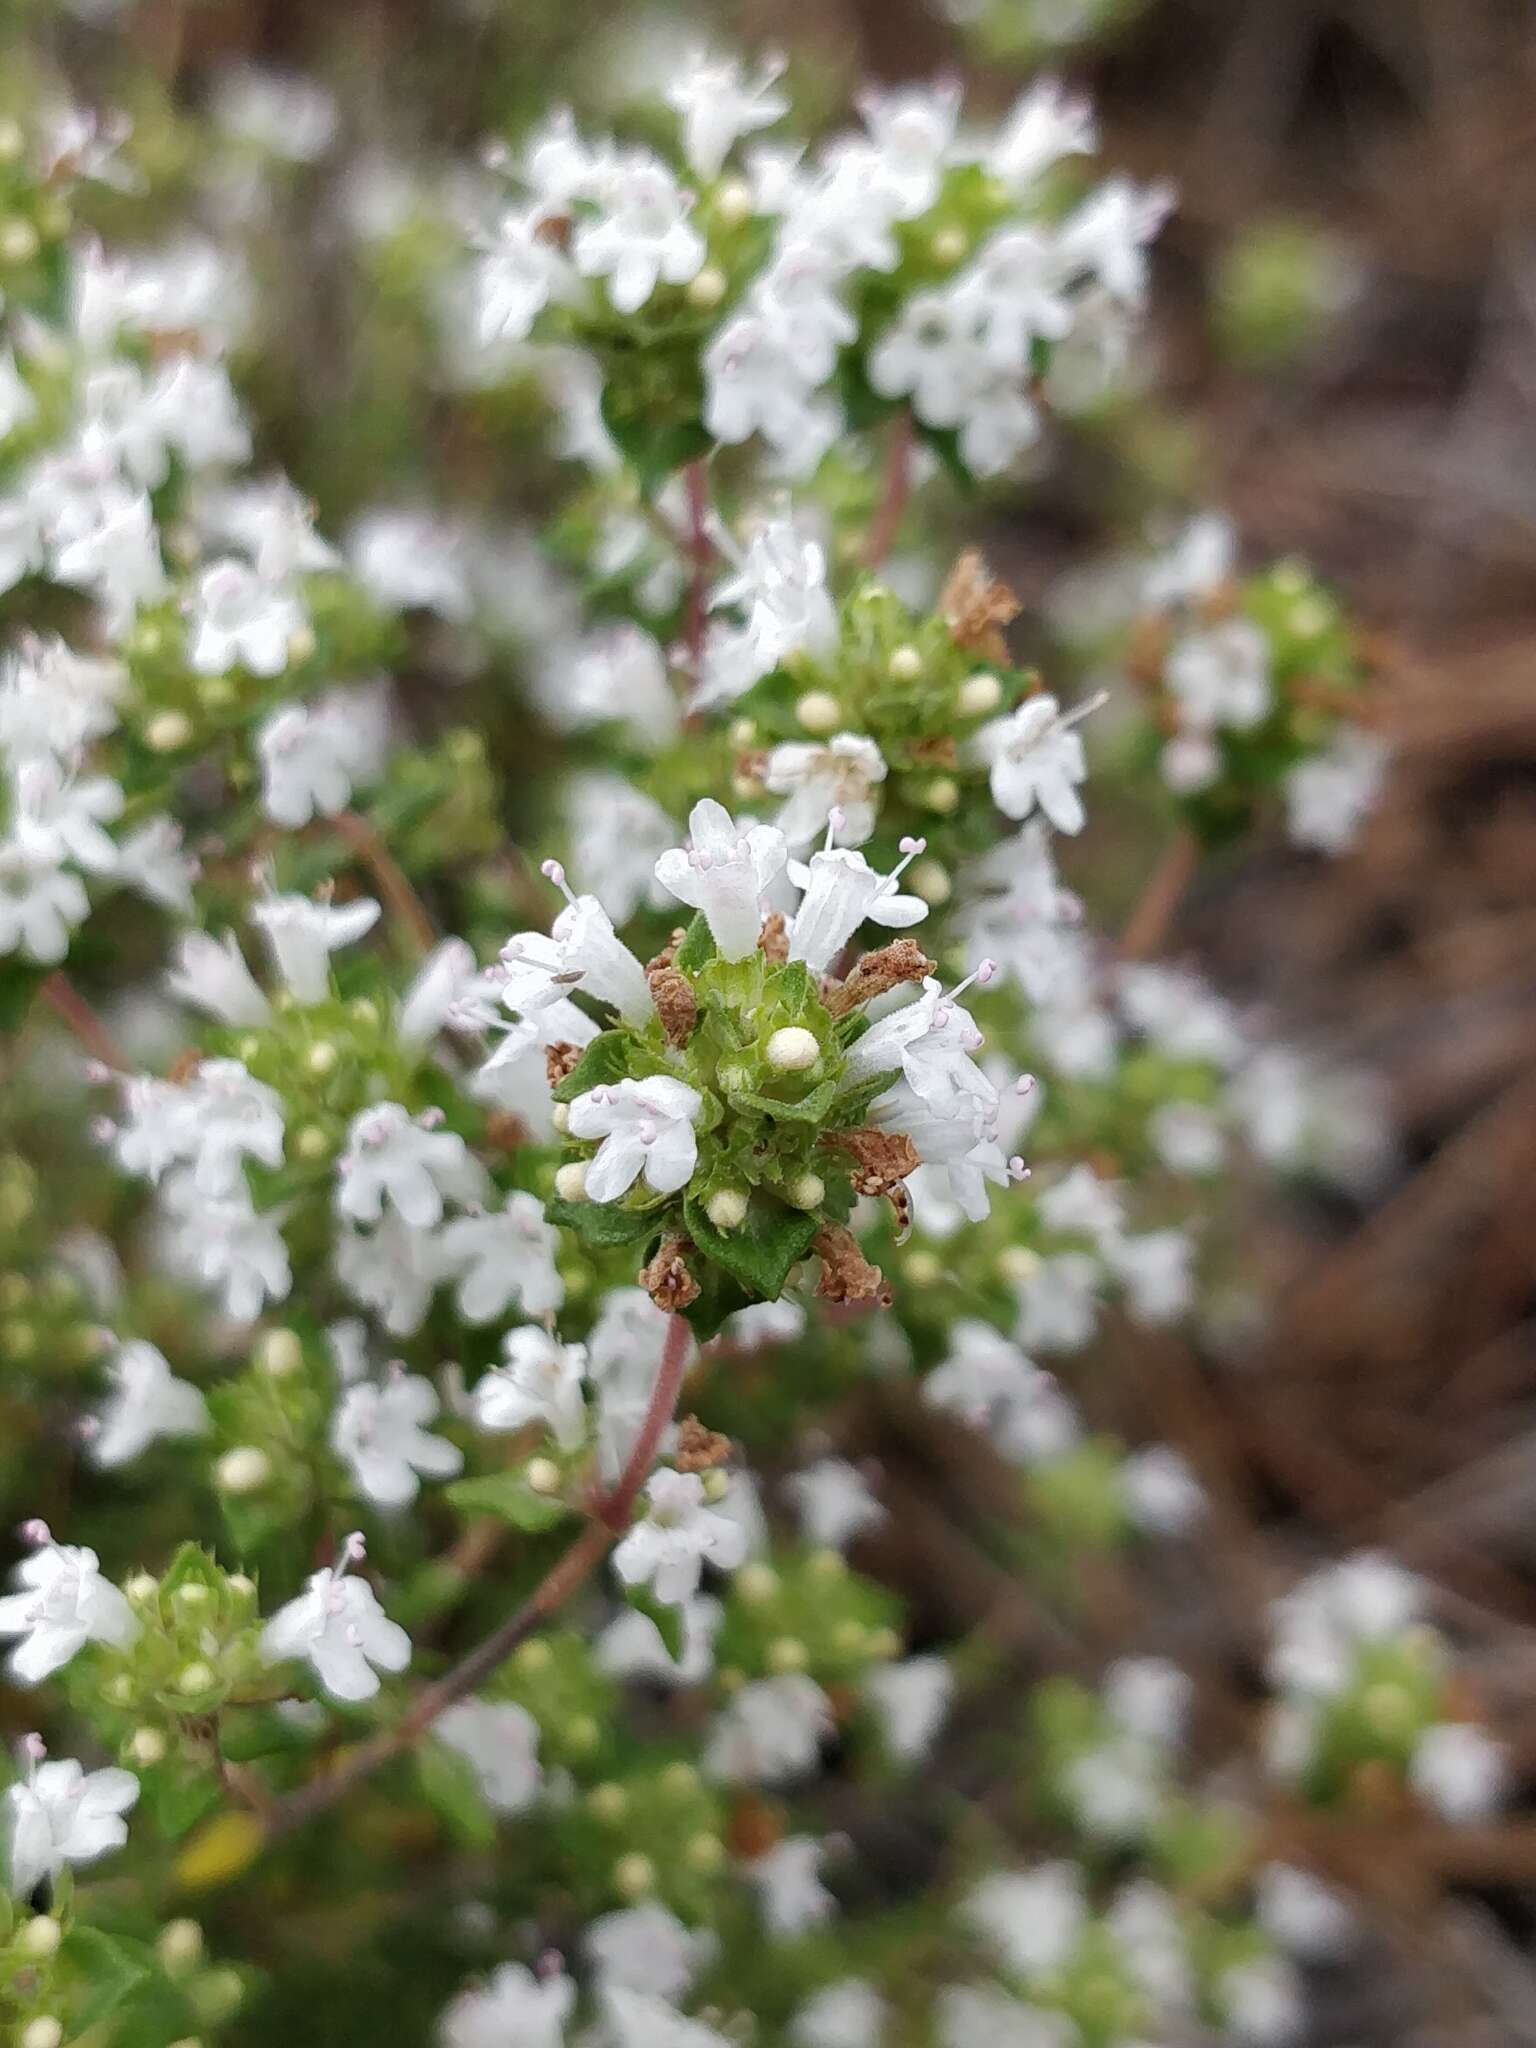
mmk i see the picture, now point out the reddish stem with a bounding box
[683,457,712,684]
[332,811,435,958]
[38,972,126,1072]
[1118,828,1199,961]
[862,410,915,570]
[258,1314,693,1842]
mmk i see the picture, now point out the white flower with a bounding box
[1104,1228,1195,1326]
[1104,1657,1192,1744]
[1057,175,1174,305]
[613,1469,749,1606]
[1283,728,1387,855]
[1037,1163,1124,1243]
[1166,618,1271,732]
[667,50,787,179]
[1121,1445,1205,1535]
[0,840,88,962]
[857,80,960,218]
[786,841,927,973]
[0,1542,138,1684]
[51,488,168,628]
[348,507,471,620]
[988,79,1096,192]
[251,885,380,1004]
[335,1209,444,1336]
[258,691,386,827]
[331,1372,462,1507]
[596,1593,721,1688]
[934,1986,1067,2048]
[212,64,337,159]
[712,516,839,674]
[187,558,303,676]
[12,758,122,873]
[1217,1955,1303,2048]
[1118,963,1245,1068]
[567,1076,702,1201]
[745,1835,836,1937]
[435,1698,542,1815]
[1267,1552,1422,1697]
[438,1192,564,1324]
[0,348,38,438]
[977,694,1095,833]
[573,151,705,315]
[703,1673,833,1784]
[473,1327,589,1451]
[964,1861,1086,1978]
[863,1656,953,1764]
[6,1754,139,1897]
[1148,1100,1225,1177]
[260,1540,411,1702]
[1144,511,1237,608]
[791,1980,887,2048]
[565,775,676,925]
[182,1057,287,1198]
[764,734,888,847]
[784,1458,885,1550]
[200,474,341,581]
[88,1341,208,1468]
[1160,730,1221,794]
[1256,1863,1354,1960]
[701,315,841,480]
[556,623,680,749]
[603,1985,734,2048]
[924,1318,1076,1464]
[398,938,480,1049]
[115,814,197,913]
[439,1962,574,2048]
[500,875,653,1026]
[1013,1251,1101,1355]
[337,1102,486,1230]
[162,1173,291,1321]
[475,205,572,345]
[586,1902,715,2004]
[1410,1722,1505,1821]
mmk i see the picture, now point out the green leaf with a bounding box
[684,1191,819,1303]
[546,1194,665,1246]
[622,1581,686,1665]
[727,1077,840,1125]
[679,1263,753,1343]
[65,1924,155,2031]
[672,911,716,974]
[764,959,816,1014]
[825,1068,902,1129]
[446,1470,568,1531]
[552,1030,632,1103]
[0,959,47,1035]
[137,1757,222,1841]
[416,1740,496,1850]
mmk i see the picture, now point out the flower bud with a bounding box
[687,266,726,308]
[588,1782,628,1822]
[905,1250,942,1288]
[1,219,40,264]
[922,776,960,815]
[613,1852,655,1898]
[257,1329,303,1378]
[178,1661,217,1695]
[554,1162,588,1202]
[304,1041,338,1076]
[705,1187,748,1231]
[715,178,753,224]
[909,859,951,905]
[786,1172,824,1211]
[794,690,841,735]
[888,644,922,681]
[736,1562,779,1604]
[550,1103,570,1133]
[957,671,1003,716]
[16,1915,61,1959]
[21,2018,63,2048]
[216,1446,271,1494]
[159,1918,205,1973]
[129,1727,167,1766]
[686,1832,724,1872]
[767,1636,808,1673]
[145,710,194,753]
[526,1457,561,1496]
[765,1027,819,1073]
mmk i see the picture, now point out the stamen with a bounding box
[336,1531,367,1575]
[1059,688,1110,733]
[822,804,847,854]
[947,958,997,1005]
[880,834,927,895]
[540,858,578,910]
[18,1519,50,1548]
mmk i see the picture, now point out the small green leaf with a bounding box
[446,1470,568,1531]
[552,1030,632,1103]
[765,959,816,1014]
[672,912,716,974]
[546,1194,666,1246]
[622,1581,686,1665]
[684,1191,819,1302]
[825,1068,902,1129]
[727,1077,839,1125]
[416,1740,496,1850]
[64,1924,155,2030]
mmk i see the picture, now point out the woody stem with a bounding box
[258,1314,691,1842]
[1118,827,1198,961]
[862,408,915,570]
[37,972,126,1072]
[332,811,436,958]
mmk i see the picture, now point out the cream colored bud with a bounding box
[216,1446,270,1494]
[701,1468,729,1503]
[687,265,727,308]
[554,1162,588,1201]
[685,1832,724,1872]
[17,1915,62,1958]
[728,717,757,746]
[159,1918,205,1972]
[257,1328,303,1378]
[588,1782,628,1822]
[1,219,40,265]
[767,1636,808,1673]
[904,1250,942,1288]
[957,671,1003,716]
[293,1124,330,1161]
[809,1548,847,1580]
[888,644,922,681]
[766,1026,819,1073]
[145,710,194,753]
[129,1728,167,1770]
[614,1852,655,1898]
[0,120,23,162]
[515,1637,552,1674]
[996,1246,1039,1284]
[794,690,841,735]
[526,1457,561,1496]
[125,1571,159,1603]
[551,1102,571,1133]
[661,1760,698,1795]
[227,1573,255,1598]
[923,776,960,815]
[715,178,753,224]
[787,1171,824,1211]
[908,858,951,906]
[736,1562,780,1604]
[931,224,968,264]
[705,1187,749,1231]
[21,2018,63,2048]
[288,626,316,664]
[304,1040,338,1076]
[178,1661,216,1695]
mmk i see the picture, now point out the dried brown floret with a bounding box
[544,1041,584,1088]
[675,1415,733,1472]
[483,1110,532,1152]
[823,1127,920,1197]
[639,1237,701,1312]
[647,963,698,1047]
[823,937,935,1018]
[812,1224,891,1307]
[941,547,1021,665]
[907,734,959,769]
[757,911,790,964]
[645,928,689,974]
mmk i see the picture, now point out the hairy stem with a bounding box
[259,1313,692,1842]
[1118,827,1198,961]
[862,409,915,570]
[683,457,713,684]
